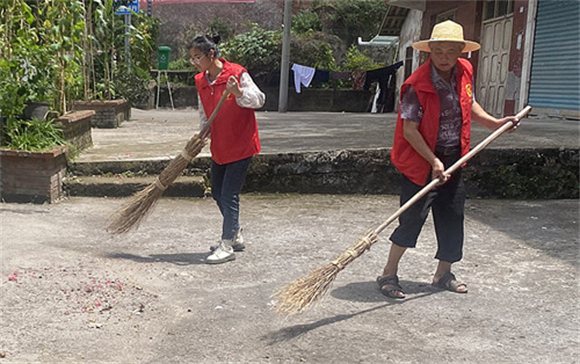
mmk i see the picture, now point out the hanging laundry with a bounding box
[364,61,404,113]
[291,63,316,93]
[312,69,330,84]
[350,71,367,91]
[363,61,403,91]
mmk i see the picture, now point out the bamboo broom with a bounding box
[274,105,533,315]
[107,91,230,234]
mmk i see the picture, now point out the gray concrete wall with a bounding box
[69,147,579,199]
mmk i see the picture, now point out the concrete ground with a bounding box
[0,195,578,363]
[76,108,579,163]
[1,108,579,363]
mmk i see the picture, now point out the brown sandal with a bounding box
[376,275,405,299]
[432,272,468,293]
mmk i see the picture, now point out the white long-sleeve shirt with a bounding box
[198,71,265,129]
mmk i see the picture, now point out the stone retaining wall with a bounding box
[463,148,579,199]
[69,147,579,199]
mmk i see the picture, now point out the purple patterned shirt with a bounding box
[400,64,472,148]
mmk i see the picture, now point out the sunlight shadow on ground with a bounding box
[106,252,208,265]
[262,291,437,344]
[330,280,438,303]
[466,200,579,269]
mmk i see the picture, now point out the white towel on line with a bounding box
[291,63,316,93]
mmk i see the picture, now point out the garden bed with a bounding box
[0,145,69,204]
[74,100,130,128]
[56,110,95,153]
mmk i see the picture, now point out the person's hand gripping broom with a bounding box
[273,105,532,315]
[107,91,230,234]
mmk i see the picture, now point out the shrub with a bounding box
[291,31,340,71]
[221,23,282,71]
[3,117,66,152]
[342,45,383,72]
[113,72,152,107]
[168,58,192,71]
[208,16,234,42]
[292,9,322,34]
[324,0,387,46]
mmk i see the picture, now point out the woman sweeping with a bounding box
[189,35,265,264]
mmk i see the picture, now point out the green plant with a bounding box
[169,58,192,70]
[113,72,151,107]
[173,23,205,60]
[0,0,85,115]
[0,1,54,123]
[88,0,118,100]
[125,8,160,79]
[290,31,340,71]
[292,9,322,34]
[0,0,84,153]
[342,45,382,71]
[1,0,160,152]
[221,23,282,72]
[324,0,387,47]
[208,16,233,42]
[4,117,66,152]
[82,0,159,102]
[44,0,86,114]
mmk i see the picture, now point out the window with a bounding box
[435,9,457,23]
[483,0,515,21]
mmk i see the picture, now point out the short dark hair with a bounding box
[189,35,221,57]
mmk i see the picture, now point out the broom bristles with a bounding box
[273,230,379,314]
[106,94,231,235]
[107,184,164,234]
[107,135,205,235]
[274,263,340,315]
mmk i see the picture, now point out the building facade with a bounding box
[392,0,579,119]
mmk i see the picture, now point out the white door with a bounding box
[477,16,513,117]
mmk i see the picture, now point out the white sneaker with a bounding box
[209,229,246,252]
[206,240,236,264]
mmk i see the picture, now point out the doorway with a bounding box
[477,0,514,116]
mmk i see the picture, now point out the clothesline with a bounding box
[290,61,403,93]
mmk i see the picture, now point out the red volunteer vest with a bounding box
[195,59,261,165]
[391,58,474,186]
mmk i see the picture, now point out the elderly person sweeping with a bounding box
[189,35,265,264]
[377,20,518,298]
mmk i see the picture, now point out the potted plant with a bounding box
[0,117,70,203]
[0,0,93,203]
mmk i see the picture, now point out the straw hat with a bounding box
[412,20,481,53]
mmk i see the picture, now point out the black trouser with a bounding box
[389,148,465,263]
[211,156,252,240]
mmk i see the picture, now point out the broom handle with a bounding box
[198,90,230,140]
[374,105,532,235]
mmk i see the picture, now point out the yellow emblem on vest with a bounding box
[465,83,472,98]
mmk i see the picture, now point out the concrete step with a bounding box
[64,175,207,198]
[69,158,210,178]
[66,147,579,199]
